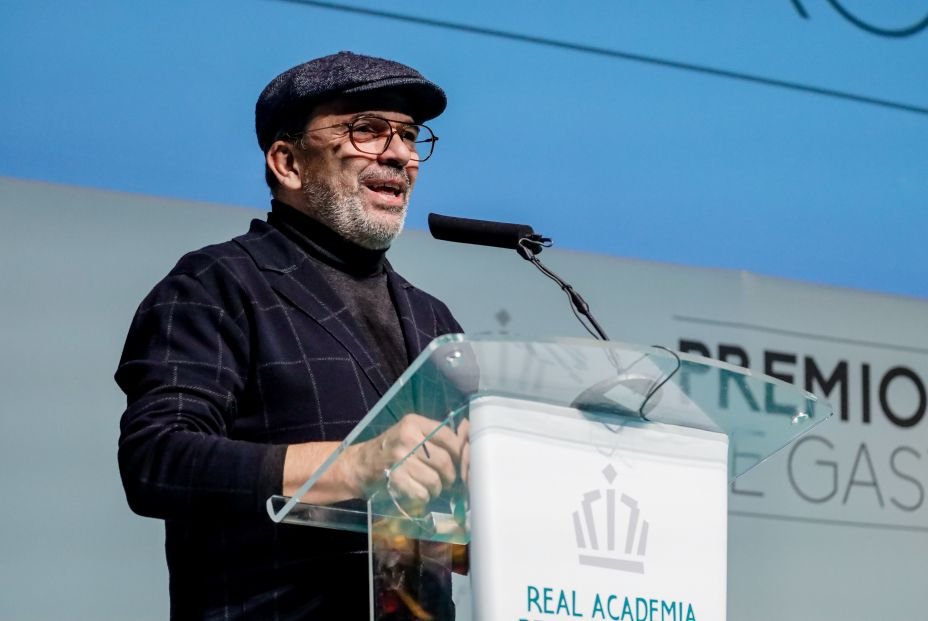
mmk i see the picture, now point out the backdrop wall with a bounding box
[1,0,926,297]
[1,178,924,620]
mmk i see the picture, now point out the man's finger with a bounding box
[392,458,442,501]
[416,441,457,488]
[456,418,470,486]
[411,417,462,463]
[388,466,434,507]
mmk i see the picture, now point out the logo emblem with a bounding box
[573,464,649,574]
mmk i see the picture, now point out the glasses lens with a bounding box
[349,117,390,150]
[349,117,435,162]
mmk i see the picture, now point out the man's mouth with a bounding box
[362,179,406,198]
[359,166,410,201]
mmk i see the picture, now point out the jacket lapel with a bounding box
[386,265,432,364]
[234,221,393,397]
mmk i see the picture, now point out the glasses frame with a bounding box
[299,114,439,163]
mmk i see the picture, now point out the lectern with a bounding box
[267,335,832,620]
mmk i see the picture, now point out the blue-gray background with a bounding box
[2,0,926,298]
[1,1,926,619]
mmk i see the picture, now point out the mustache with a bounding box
[357,167,410,189]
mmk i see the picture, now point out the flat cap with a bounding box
[255,51,447,152]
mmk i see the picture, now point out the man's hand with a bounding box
[456,417,470,487]
[349,414,462,508]
[282,414,466,509]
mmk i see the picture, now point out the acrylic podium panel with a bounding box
[466,396,730,620]
[266,335,833,620]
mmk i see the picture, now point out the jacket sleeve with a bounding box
[115,271,286,521]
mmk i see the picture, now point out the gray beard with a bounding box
[300,174,407,251]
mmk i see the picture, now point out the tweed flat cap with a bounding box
[255,51,447,152]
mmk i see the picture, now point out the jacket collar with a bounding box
[267,200,388,278]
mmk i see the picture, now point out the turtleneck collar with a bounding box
[267,199,388,277]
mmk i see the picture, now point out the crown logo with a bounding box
[573,464,649,574]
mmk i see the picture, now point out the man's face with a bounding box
[294,98,421,250]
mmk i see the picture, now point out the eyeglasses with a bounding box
[302,115,438,162]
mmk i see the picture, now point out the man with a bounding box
[116,51,465,619]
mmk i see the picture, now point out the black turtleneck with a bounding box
[267,200,409,385]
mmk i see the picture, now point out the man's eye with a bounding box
[400,128,420,143]
[352,122,378,136]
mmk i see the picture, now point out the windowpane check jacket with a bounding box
[116,218,463,619]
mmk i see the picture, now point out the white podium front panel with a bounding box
[468,396,728,621]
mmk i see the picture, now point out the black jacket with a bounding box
[116,218,462,619]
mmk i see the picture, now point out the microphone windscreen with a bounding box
[428,213,536,250]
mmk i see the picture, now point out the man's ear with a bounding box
[266,141,303,191]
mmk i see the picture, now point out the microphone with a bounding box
[427,213,547,254]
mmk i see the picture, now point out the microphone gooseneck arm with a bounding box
[516,238,610,341]
[427,212,609,341]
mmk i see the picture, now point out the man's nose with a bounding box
[377,131,415,167]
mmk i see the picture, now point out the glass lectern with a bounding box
[267,335,832,620]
